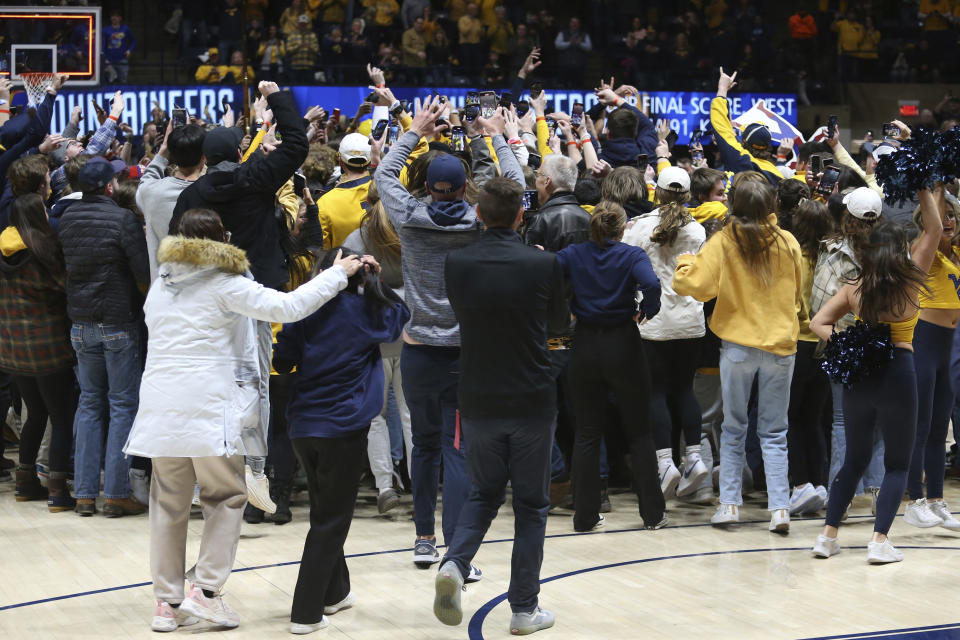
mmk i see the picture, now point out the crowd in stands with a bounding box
[3,30,960,634]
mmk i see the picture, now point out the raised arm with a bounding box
[243,82,309,193]
[913,187,945,275]
[479,108,524,186]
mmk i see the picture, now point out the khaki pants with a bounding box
[150,455,246,602]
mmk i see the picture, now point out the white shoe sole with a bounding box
[660,467,681,500]
[377,490,400,514]
[789,492,822,515]
[290,617,329,634]
[868,553,903,564]
[324,592,355,615]
[414,554,440,568]
[903,513,943,529]
[433,569,463,626]
[812,545,840,559]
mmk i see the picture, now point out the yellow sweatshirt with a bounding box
[797,253,818,342]
[673,214,803,355]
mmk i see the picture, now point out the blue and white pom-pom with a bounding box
[820,321,894,386]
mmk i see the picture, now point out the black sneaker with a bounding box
[268,483,292,525]
[243,502,264,524]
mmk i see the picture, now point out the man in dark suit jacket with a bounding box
[433,177,567,636]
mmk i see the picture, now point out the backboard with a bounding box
[0,6,101,86]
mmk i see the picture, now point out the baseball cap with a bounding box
[426,154,466,193]
[742,123,772,151]
[338,133,371,167]
[656,166,690,193]
[208,47,219,56]
[78,157,125,191]
[872,141,897,163]
[203,126,244,165]
[842,187,883,221]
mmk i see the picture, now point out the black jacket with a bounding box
[445,227,568,420]
[523,191,590,253]
[170,91,309,289]
[58,194,150,324]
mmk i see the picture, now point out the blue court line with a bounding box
[801,622,960,639]
[0,512,946,615]
[465,546,960,640]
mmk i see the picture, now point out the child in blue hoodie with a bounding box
[273,247,409,634]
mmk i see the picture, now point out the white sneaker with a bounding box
[811,534,841,558]
[867,539,904,564]
[245,465,276,514]
[711,504,739,525]
[510,607,555,635]
[769,509,790,533]
[903,498,944,528]
[789,483,821,515]
[433,561,464,626]
[927,500,960,531]
[659,462,681,500]
[151,601,200,632]
[677,459,708,497]
[677,485,714,505]
[179,585,240,628]
[290,616,329,634]
[324,591,355,615]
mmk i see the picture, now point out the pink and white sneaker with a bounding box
[150,600,200,632]
[179,585,240,628]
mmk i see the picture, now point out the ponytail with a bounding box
[651,187,692,246]
[316,247,404,310]
[590,201,628,247]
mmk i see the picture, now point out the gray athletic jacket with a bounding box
[375,130,524,346]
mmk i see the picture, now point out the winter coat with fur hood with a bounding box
[123,236,348,458]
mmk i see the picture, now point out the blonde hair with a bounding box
[651,187,693,246]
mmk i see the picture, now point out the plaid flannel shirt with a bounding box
[286,32,319,70]
[50,118,118,195]
[810,238,859,332]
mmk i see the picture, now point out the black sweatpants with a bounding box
[787,340,831,486]
[825,349,916,534]
[642,338,702,452]
[13,368,78,472]
[290,429,368,624]
[268,373,296,486]
[569,323,664,529]
[909,319,955,500]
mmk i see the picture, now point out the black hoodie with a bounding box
[170,91,308,290]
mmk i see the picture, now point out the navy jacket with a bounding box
[598,103,658,168]
[274,288,409,438]
[556,240,661,326]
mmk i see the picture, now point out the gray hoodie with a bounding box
[135,154,194,280]
[375,130,524,346]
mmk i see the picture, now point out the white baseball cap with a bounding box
[338,133,372,166]
[842,187,883,221]
[656,166,690,193]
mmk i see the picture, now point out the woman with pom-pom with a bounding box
[809,185,942,564]
[902,196,960,531]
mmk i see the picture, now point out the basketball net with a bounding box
[20,73,57,107]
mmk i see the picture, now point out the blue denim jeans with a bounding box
[401,344,470,545]
[71,322,142,499]
[718,341,794,510]
[828,383,885,495]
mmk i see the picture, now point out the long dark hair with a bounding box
[9,193,64,275]
[314,246,403,310]
[775,179,810,231]
[726,180,782,286]
[792,197,833,259]
[855,221,927,324]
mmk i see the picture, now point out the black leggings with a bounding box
[825,349,916,534]
[569,323,664,529]
[642,338,702,452]
[787,340,831,486]
[909,319,955,500]
[13,368,78,473]
[268,373,297,486]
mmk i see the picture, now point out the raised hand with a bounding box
[222,104,235,128]
[519,48,541,78]
[258,81,280,98]
[367,63,385,87]
[38,134,66,154]
[656,118,671,142]
[717,67,737,97]
[111,90,125,118]
[333,249,362,276]
[478,107,506,136]
[409,95,449,138]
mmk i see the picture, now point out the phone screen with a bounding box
[810,155,822,175]
[371,119,388,140]
[479,92,498,119]
[451,126,466,152]
[691,129,703,146]
[464,104,480,122]
[522,190,539,212]
[636,154,648,169]
[332,108,341,124]
[571,103,584,126]
[388,123,400,145]
[546,118,557,137]
[500,92,513,108]
[466,91,479,106]
[817,166,840,195]
[692,149,704,162]
[293,172,306,194]
[172,108,187,128]
[530,83,542,99]
[516,100,530,117]
[527,153,542,170]
[882,122,900,138]
[665,130,679,149]
[828,114,838,137]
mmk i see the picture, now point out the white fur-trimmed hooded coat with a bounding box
[123,236,347,458]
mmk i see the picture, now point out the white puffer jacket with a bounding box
[123,236,347,459]
[622,209,706,341]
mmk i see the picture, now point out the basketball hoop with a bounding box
[19,72,57,107]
